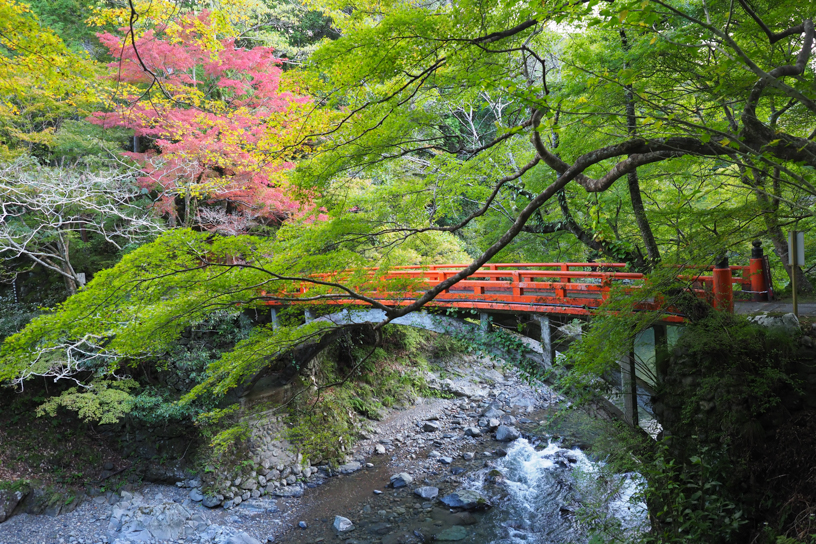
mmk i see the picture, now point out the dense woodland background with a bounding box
[1,0,816,542]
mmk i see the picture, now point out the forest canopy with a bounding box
[0,0,814,433]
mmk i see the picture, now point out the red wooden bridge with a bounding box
[267,251,772,324]
[260,244,774,430]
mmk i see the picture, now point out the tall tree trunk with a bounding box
[621,30,660,266]
[741,163,814,293]
[57,233,77,295]
[755,190,814,293]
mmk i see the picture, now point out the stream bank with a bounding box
[2,353,632,544]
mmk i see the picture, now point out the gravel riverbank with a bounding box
[0,355,559,544]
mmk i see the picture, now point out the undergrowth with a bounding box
[559,305,812,544]
[282,324,463,465]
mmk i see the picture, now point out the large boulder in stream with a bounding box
[495,425,520,442]
[439,489,491,510]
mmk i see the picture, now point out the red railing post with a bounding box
[713,255,734,312]
[749,240,768,302]
[511,271,522,297]
[555,264,568,299]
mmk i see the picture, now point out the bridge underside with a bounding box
[259,306,663,431]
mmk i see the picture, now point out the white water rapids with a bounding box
[471,439,648,543]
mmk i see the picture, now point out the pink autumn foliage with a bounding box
[90,11,317,231]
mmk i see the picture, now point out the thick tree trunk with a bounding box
[621,30,660,266]
[750,173,814,293]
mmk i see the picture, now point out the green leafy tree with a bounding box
[295,0,815,282]
[4,0,816,416]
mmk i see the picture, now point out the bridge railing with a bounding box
[265,265,659,317]
[262,243,774,320]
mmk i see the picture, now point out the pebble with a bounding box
[333,516,354,532]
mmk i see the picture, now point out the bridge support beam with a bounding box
[653,324,669,383]
[480,312,491,332]
[620,345,639,428]
[537,315,552,367]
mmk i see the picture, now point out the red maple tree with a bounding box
[91,11,316,232]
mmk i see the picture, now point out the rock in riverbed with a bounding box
[495,425,520,442]
[439,489,491,510]
[338,461,363,474]
[333,515,354,532]
[422,421,440,432]
[390,473,413,488]
[413,486,439,500]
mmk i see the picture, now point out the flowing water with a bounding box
[281,434,647,544]
[473,438,647,543]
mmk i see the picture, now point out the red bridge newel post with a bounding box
[713,255,734,313]
[749,240,768,302]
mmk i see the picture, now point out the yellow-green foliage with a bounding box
[0,218,464,424]
[208,424,251,459]
[0,0,106,158]
[37,379,138,424]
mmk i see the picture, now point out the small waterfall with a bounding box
[474,439,647,544]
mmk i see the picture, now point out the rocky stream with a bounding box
[0,356,645,544]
